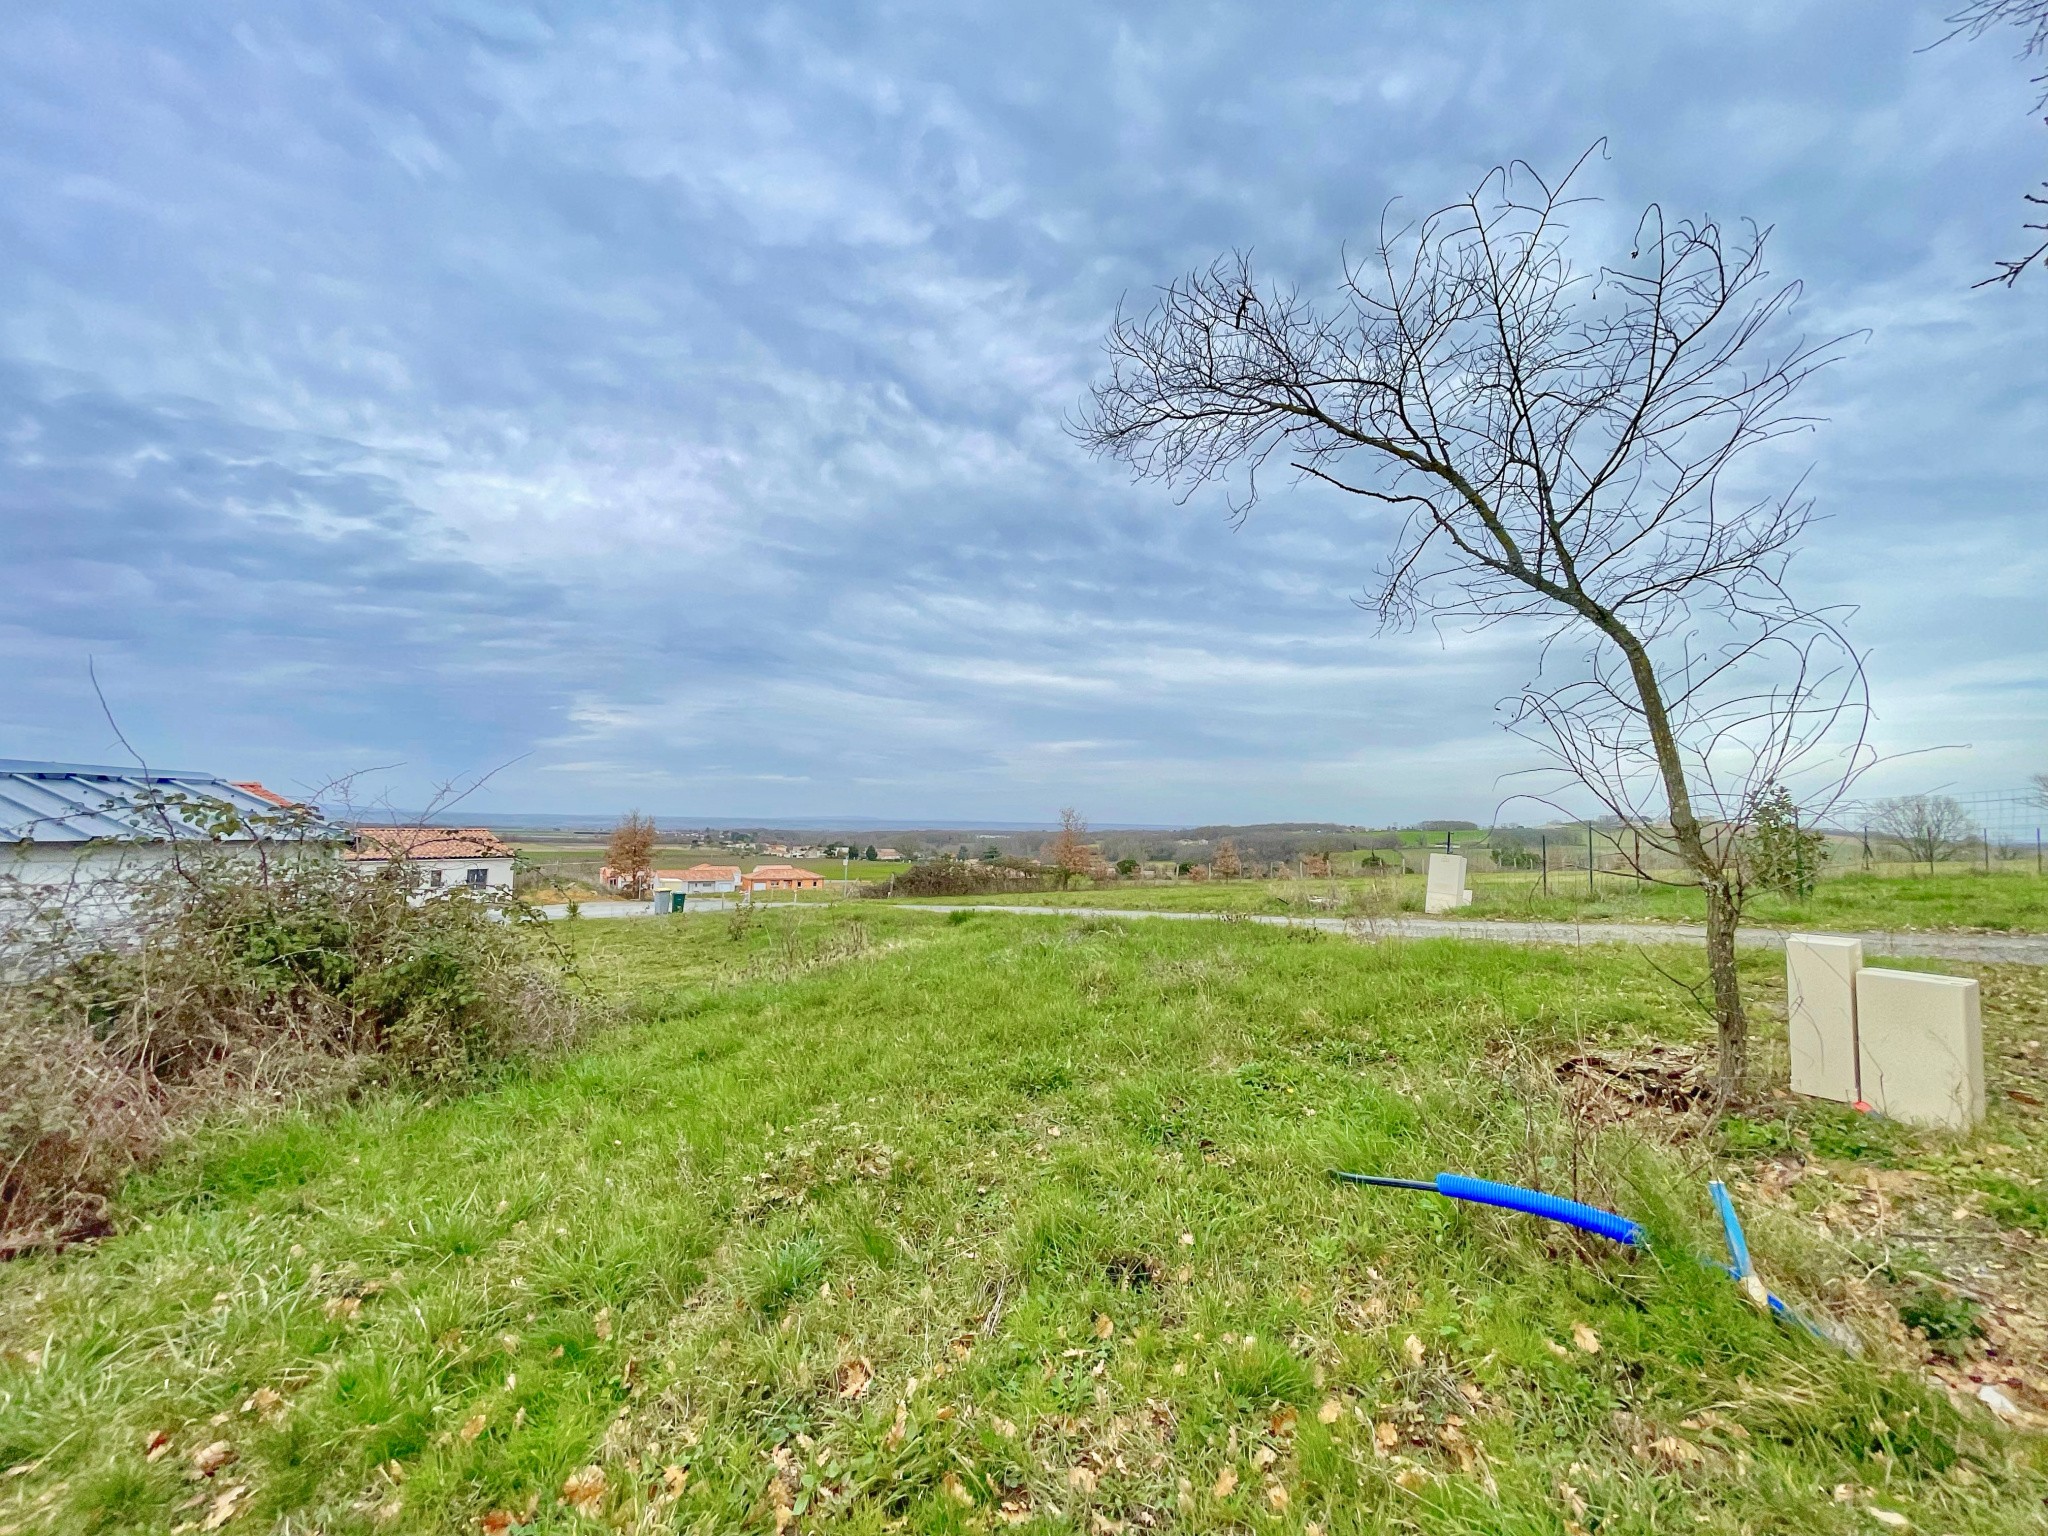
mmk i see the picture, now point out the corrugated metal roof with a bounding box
[0,759,341,845]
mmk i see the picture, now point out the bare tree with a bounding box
[1047,807,1092,890]
[606,812,658,899]
[1211,838,1243,879]
[1938,0,2048,286]
[1872,793,1973,872]
[1076,152,1868,1097]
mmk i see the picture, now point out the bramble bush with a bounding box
[1,846,587,1255]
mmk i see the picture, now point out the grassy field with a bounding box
[5,910,2048,1532]
[911,868,2048,933]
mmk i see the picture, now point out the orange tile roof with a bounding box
[346,825,515,861]
[666,863,741,880]
[229,780,300,808]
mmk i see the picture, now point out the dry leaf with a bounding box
[200,1483,247,1530]
[459,1412,488,1444]
[1866,1511,1909,1530]
[191,1441,237,1477]
[661,1465,689,1502]
[593,1307,612,1341]
[1266,1483,1290,1511]
[1268,1405,1297,1437]
[1068,1466,1098,1493]
[1559,1481,1589,1520]
[560,1465,605,1518]
[1650,1436,1702,1467]
[942,1471,975,1507]
[1393,1465,1428,1491]
[1544,1338,1570,1358]
[145,1430,172,1462]
[243,1387,283,1417]
[1374,1421,1400,1452]
[324,1295,362,1322]
[836,1356,874,1399]
[1212,1466,1238,1498]
[1317,1398,1344,1425]
[1402,1334,1425,1368]
[1094,1313,1115,1339]
[1570,1323,1601,1355]
[1738,1275,1770,1313]
[478,1511,515,1535]
[1251,1445,1278,1472]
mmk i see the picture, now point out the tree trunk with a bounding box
[1597,615,1749,1100]
[1703,878,1748,1101]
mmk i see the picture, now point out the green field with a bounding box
[6,910,2048,1532]
[910,868,2048,933]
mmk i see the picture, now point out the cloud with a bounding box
[0,0,2040,819]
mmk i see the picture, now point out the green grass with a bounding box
[4,910,2046,1532]
[913,867,2048,933]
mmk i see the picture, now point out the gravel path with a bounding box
[900,903,2048,965]
[536,896,2048,964]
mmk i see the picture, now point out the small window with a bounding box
[426,867,443,887]
[466,867,489,887]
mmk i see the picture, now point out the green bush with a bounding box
[2,846,587,1253]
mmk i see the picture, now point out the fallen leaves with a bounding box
[459,1411,488,1444]
[560,1465,605,1518]
[1570,1323,1601,1355]
[200,1483,247,1530]
[1402,1334,1426,1368]
[190,1440,237,1478]
[835,1356,874,1400]
[941,1471,975,1507]
[1212,1466,1238,1498]
[1093,1312,1115,1340]
[592,1307,612,1342]
[145,1430,173,1462]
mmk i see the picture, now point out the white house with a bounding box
[655,863,742,895]
[1,758,339,924]
[345,826,517,892]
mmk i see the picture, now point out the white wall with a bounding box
[356,856,515,892]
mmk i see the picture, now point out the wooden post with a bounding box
[1541,833,1549,896]
[1587,823,1595,899]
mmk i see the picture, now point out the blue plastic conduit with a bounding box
[1432,1174,1644,1247]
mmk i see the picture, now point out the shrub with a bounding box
[859,859,1050,898]
[2,845,586,1255]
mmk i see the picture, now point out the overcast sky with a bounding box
[2,1,2042,824]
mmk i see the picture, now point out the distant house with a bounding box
[742,863,824,893]
[657,863,741,895]
[346,826,515,892]
[2,758,341,920]
[873,847,902,861]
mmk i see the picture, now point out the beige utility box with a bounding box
[1855,968,1984,1131]
[1785,934,1863,1104]
[1423,852,1472,915]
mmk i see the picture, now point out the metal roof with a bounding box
[0,759,341,845]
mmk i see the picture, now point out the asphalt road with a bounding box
[537,897,2048,964]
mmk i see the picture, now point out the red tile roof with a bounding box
[230,780,300,808]
[744,863,824,885]
[346,825,515,861]
[664,864,741,880]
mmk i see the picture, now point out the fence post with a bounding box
[1541,833,1549,896]
[1587,823,1596,899]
